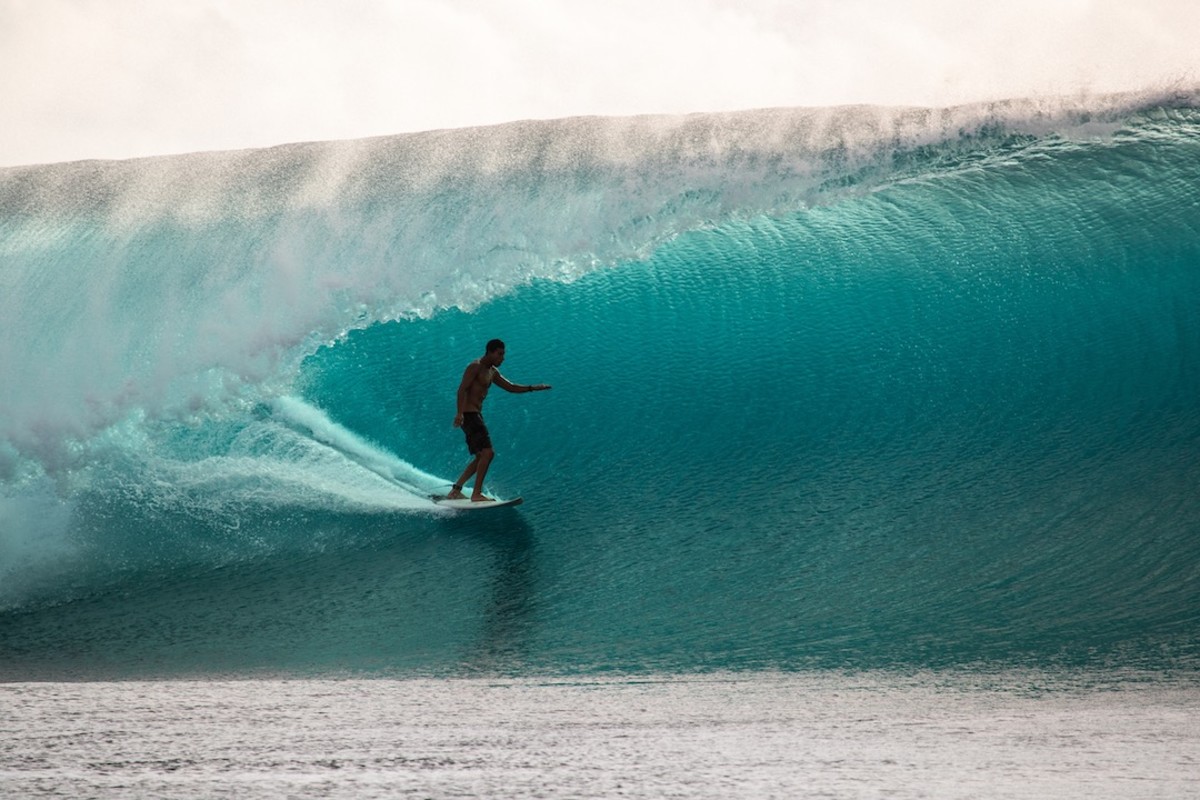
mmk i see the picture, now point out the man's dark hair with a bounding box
[486,338,505,353]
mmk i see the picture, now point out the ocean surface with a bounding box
[2,90,1199,796]
[3,673,1198,799]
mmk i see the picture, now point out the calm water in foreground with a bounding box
[2,672,1197,799]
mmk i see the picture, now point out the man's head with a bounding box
[485,338,506,365]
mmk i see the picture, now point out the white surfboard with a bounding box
[431,493,523,510]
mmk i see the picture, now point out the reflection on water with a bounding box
[440,511,539,672]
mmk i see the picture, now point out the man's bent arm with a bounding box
[454,363,481,425]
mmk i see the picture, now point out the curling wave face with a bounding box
[1,91,1199,677]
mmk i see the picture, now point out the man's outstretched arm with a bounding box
[493,372,551,393]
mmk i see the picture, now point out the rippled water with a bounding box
[3,673,1198,799]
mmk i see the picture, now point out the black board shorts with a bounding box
[461,412,493,455]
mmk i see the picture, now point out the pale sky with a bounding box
[2,0,1198,167]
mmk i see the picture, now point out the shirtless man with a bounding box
[448,339,551,501]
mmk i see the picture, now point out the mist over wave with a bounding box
[2,91,1199,677]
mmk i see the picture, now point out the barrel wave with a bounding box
[2,92,1198,679]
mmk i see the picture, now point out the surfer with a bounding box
[448,339,551,502]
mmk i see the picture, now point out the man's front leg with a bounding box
[449,455,479,499]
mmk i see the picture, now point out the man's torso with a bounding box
[462,360,495,413]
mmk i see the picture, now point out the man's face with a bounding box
[491,347,506,365]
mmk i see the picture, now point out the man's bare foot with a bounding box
[470,494,494,503]
[446,487,466,500]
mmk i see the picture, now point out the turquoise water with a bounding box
[1,94,1198,679]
